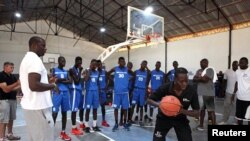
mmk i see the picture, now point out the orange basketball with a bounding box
[159,95,182,116]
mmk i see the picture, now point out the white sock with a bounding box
[80,121,83,125]
[93,120,97,127]
[85,121,89,127]
[72,125,77,128]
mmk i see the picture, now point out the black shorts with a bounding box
[153,117,192,141]
[236,98,250,121]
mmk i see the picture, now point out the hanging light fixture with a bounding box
[100,0,106,33]
[15,11,21,18]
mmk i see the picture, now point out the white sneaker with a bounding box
[218,121,227,125]
[231,122,238,125]
[196,126,205,131]
[194,117,199,121]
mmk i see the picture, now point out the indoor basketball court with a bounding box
[1,0,250,141]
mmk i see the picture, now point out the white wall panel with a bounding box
[104,43,165,72]
[232,27,250,62]
[104,27,250,79]
[167,31,229,78]
[0,20,104,73]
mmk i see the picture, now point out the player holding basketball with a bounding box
[147,67,200,141]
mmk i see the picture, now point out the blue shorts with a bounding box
[99,89,107,105]
[112,93,130,109]
[85,90,99,109]
[52,90,70,112]
[69,89,83,111]
[149,89,159,108]
[132,88,146,107]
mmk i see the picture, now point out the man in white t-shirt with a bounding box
[232,57,250,125]
[219,61,238,125]
[19,36,57,141]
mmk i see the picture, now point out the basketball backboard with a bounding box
[127,6,164,42]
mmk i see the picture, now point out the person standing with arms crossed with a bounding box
[194,58,217,131]
[19,36,57,141]
[0,62,21,141]
[130,60,150,125]
[68,56,84,135]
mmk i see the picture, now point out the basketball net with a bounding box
[145,33,162,47]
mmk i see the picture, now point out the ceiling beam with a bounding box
[211,0,232,26]
[89,8,123,41]
[74,0,126,32]
[56,7,122,44]
[156,0,195,34]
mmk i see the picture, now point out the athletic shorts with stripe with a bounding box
[132,88,146,107]
[112,92,130,109]
[85,90,99,109]
[52,90,70,112]
[69,88,83,111]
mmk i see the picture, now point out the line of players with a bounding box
[51,56,168,140]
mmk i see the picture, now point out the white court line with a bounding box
[215,113,223,116]
[96,132,115,141]
[13,111,225,128]
[13,110,113,127]
[76,119,115,141]
[132,112,227,128]
[132,124,155,128]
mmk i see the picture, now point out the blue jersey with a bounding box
[128,72,133,90]
[134,69,148,89]
[98,69,106,89]
[53,67,69,91]
[168,69,175,82]
[68,66,82,90]
[151,69,164,91]
[85,69,99,91]
[114,66,129,94]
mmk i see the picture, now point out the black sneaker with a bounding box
[134,116,138,121]
[119,121,123,126]
[112,124,119,132]
[139,120,144,126]
[123,123,130,131]
[93,126,101,132]
[148,117,153,122]
[85,127,91,133]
